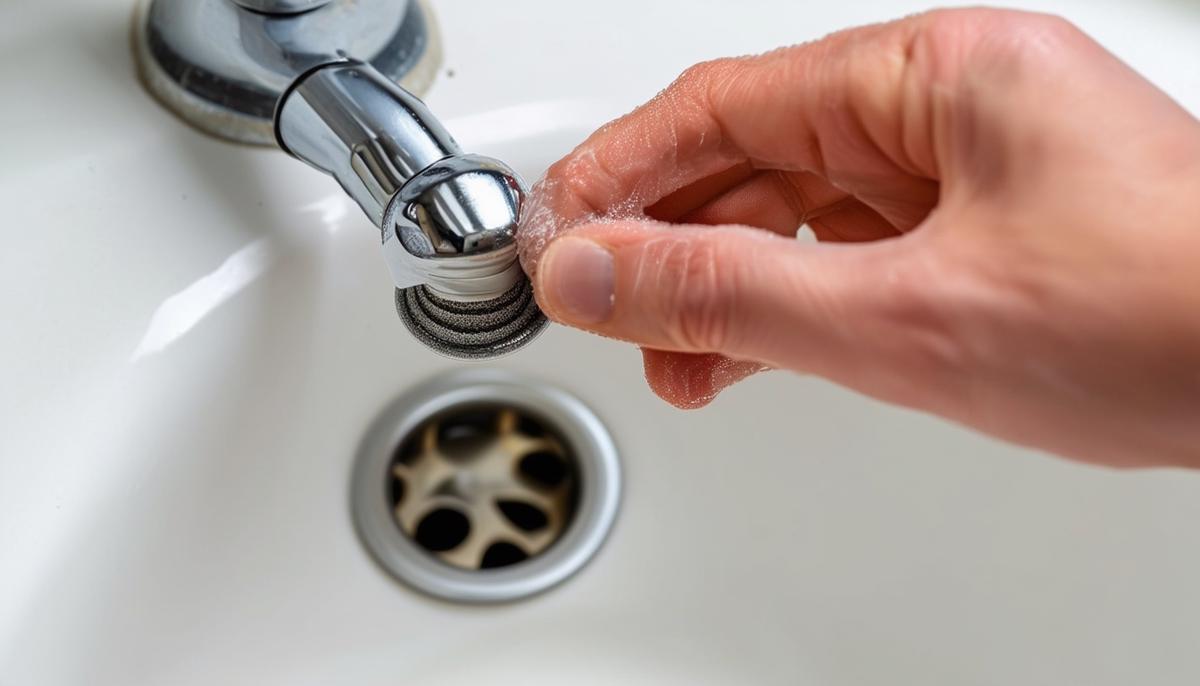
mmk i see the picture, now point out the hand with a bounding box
[516,8,1200,468]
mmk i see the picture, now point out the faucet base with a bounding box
[132,0,442,145]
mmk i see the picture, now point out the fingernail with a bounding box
[540,237,615,324]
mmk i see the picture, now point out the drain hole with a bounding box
[516,414,549,438]
[437,408,497,459]
[394,434,422,465]
[519,451,568,488]
[496,500,549,532]
[414,508,470,552]
[480,542,529,569]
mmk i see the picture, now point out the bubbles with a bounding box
[516,85,744,282]
[513,86,768,408]
[516,165,642,281]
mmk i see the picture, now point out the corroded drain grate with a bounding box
[390,406,577,570]
[351,370,621,603]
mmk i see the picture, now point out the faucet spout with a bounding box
[276,61,527,302]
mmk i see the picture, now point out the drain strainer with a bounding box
[351,370,621,602]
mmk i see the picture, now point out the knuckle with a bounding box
[563,153,615,213]
[991,12,1083,60]
[550,146,622,217]
[676,58,732,86]
[670,58,740,102]
[919,8,1084,66]
[1015,12,1083,43]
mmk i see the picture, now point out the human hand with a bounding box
[516,8,1200,468]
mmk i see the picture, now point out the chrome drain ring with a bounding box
[351,370,621,603]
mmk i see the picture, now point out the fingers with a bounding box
[518,8,994,276]
[519,7,1110,414]
[642,162,758,223]
[533,218,911,378]
[530,17,931,216]
[663,170,858,236]
[640,167,874,408]
[807,201,901,243]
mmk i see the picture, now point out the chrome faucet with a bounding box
[135,0,547,358]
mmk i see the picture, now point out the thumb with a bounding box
[532,219,911,378]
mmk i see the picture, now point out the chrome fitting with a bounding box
[276,63,526,301]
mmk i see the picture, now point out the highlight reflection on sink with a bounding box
[2,0,1200,684]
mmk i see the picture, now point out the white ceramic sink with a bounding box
[3,0,1200,684]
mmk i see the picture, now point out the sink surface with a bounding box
[3,0,1200,684]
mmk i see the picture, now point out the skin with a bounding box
[516,8,1200,469]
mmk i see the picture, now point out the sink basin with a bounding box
[3,0,1200,684]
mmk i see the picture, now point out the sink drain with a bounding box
[351,370,620,602]
[391,404,576,570]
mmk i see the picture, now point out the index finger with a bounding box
[518,9,967,273]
